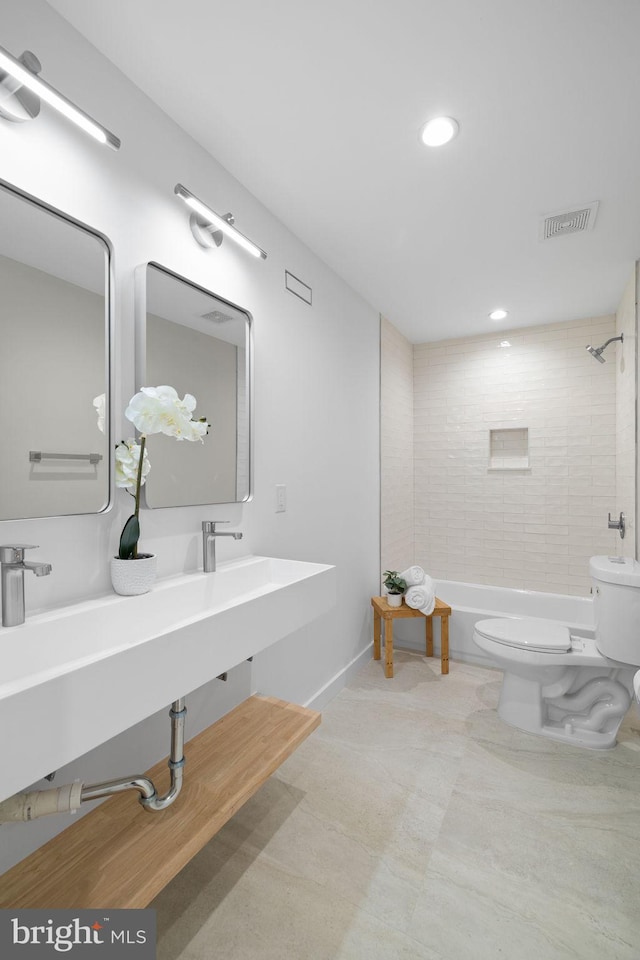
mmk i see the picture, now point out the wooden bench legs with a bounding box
[385,618,394,678]
[440,614,449,674]
[423,606,449,673]
[371,596,451,678]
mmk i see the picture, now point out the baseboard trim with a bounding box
[304,643,373,710]
[301,638,494,711]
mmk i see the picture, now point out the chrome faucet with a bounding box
[202,521,243,573]
[0,544,52,627]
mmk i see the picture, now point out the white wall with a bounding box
[0,0,379,873]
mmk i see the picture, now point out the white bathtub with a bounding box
[393,579,594,666]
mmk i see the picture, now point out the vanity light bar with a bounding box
[0,45,121,150]
[174,183,267,260]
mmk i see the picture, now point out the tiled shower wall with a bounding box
[380,316,414,577]
[413,316,620,595]
[615,267,637,554]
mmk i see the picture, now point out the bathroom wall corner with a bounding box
[380,315,414,581]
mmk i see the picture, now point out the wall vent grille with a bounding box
[540,201,599,240]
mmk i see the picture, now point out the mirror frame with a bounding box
[0,177,113,520]
[134,261,254,508]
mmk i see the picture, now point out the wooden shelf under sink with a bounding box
[0,695,320,908]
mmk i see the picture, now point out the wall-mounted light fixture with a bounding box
[174,183,267,260]
[0,46,120,150]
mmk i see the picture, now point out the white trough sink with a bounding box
[0,555,335,803]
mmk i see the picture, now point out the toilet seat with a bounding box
[474,618,572,654]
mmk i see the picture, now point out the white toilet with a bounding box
[473,556,639,749]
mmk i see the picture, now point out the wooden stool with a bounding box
[371,596,451,678]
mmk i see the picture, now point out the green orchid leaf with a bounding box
[118,514,140,560]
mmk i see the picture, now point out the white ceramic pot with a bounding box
[110,554,157,596]
[387,593,403,607]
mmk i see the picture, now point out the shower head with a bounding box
[586,344,606,363]
[585,333,623,363]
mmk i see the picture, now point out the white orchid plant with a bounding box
[115,386,209,559]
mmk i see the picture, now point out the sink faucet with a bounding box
[202,521,243,573]
[0,545,52,627]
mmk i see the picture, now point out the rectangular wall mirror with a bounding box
[137,262,252,507]
[0,181,111,521]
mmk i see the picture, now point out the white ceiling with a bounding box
[46,0,640,343]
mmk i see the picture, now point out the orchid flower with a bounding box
[117,386,210,559]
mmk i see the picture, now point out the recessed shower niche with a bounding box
[489,427,530,470]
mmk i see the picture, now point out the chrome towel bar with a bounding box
[29,450,103,464]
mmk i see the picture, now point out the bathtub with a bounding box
[393,579,594,667]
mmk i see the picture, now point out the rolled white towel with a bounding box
[400,566,426,587]
[405,576,436,616]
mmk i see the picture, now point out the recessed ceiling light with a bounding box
[489,308,508,321]
[419,116,459,147]
[499,340,511,348]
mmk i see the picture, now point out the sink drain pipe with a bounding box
[0,699,186,823]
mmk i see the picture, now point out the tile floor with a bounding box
[153,652,640,960]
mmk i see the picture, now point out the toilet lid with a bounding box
[474,618,572,653]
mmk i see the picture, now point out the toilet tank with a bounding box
[590,556,640,664]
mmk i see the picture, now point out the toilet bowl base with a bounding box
[498,669,633,750]
[498,703,618,749]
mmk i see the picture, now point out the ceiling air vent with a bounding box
[540,201,599,240]
[201,309,233,323]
